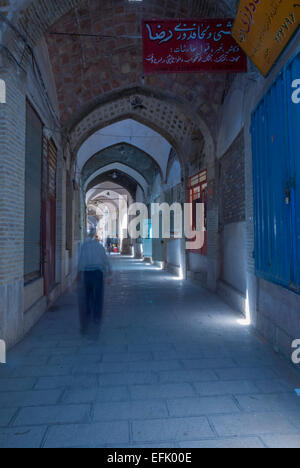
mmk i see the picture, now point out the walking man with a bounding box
[106,236,112,255]
[78,226,112,334]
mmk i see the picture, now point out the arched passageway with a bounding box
[0,0,300,449]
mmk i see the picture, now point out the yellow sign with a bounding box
[232,0,300,76]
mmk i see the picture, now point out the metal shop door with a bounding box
[24,101,43,283]
[251,50,300,294]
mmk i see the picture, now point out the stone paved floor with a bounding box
[0,257,300,448]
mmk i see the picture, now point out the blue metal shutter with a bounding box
[286,52,300,290]
[251,50,300,294]
[24,102,43,281]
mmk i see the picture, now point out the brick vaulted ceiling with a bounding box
[41,0,238,127]
[81,142,161,188]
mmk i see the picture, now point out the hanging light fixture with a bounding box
[130,96,145,110]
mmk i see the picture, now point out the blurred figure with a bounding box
[106,236,112,255]
[78,226,112,335]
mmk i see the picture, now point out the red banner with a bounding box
[143,19,247,74]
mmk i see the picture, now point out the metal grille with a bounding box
[48,139,57,198]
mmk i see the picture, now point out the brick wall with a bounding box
[220,131,245,226]
[0,62,26,346]
[0,57,66,347]
[0,64,26,286]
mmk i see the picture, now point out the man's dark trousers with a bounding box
[79,270,104,332]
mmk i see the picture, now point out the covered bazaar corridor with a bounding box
[0,0,300,450]
[1,256,300,448]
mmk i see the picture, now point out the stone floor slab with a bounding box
[93,400,168,421]
[261,434,300,448]
[194,380,259,396]
[179,437,265,448]
[0,378,37,392]
[215,368,279,381]
[211,412,298,437]
[44,421,130,448]
[132,417,214,443]
[236,393,300,414]
[159,369,218,384]
[0,426,47,448]
[13,404,90,427]
[130,383,196,400]
[0,390,62,408]
[0,408,17,427]
[167,396,240,417]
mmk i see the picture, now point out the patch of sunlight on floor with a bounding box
[237,290,251,326]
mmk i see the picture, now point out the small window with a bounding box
[189,169,207,255]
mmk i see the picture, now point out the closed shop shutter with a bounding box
[251,50,300,294]
[286,52,300,291]
[24,102,43,282]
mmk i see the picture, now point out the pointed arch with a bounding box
[69,87,216,183]
[83,163,148,194]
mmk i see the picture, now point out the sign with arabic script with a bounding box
[232,0,299,76]
[142,19,248,74]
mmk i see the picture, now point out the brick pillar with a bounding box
[244,121,259,327]
[206,159,220,292]
[0,61,26,347]
[52,144,65,299]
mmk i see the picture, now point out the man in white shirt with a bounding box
[78,226,112,334]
